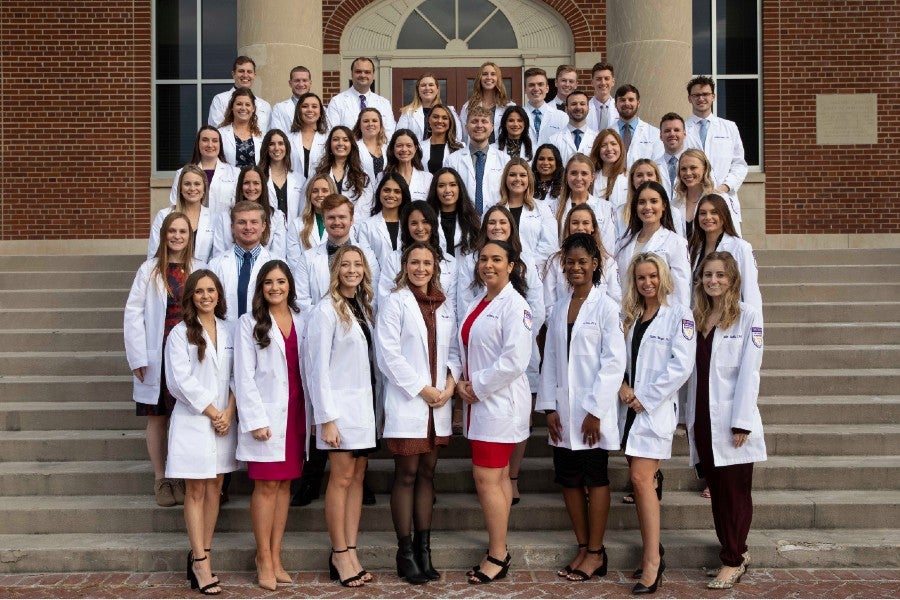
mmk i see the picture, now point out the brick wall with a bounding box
[762,0,900,234]
[0,1,151,240]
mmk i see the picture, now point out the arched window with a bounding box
[398,0,517,50]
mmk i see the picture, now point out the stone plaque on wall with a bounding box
[816,94,878,145]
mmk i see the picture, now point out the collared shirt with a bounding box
[234,244,262,270]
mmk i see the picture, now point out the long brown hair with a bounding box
[555,153,596,234]
[328,245,375,329]
[589,129,627,200]
[427,104,464,151]
[688,194,740,267]
[498,158,536,210]
[219,88,261,136]
[251,260,300,349]
[469,61,509,107]
[152,212,195,295]
[175,164,209,210]
[315,126,370,199]
[392,241,443,293]
[180,269,227,362]
[623,158,662,225]
[693,251,742,331]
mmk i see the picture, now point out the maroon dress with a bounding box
[247,322,306,480]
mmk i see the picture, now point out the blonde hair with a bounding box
[401,73,444,114]
[555,153,595,235]
[469,62,509,107]
[692,251,742,331]
[392,241,443,293]
[498,158,535,210]
[673,148,714,208]
[328,245,375,329]
[621,252,675,334]
[299,175,337,250]
[152,212,196,295]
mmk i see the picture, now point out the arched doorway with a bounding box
[340,0,573,114]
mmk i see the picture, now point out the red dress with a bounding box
[247,323,306,480]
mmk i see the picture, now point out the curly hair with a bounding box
[250,260,300,349]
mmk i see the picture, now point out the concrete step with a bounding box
[764,302,898,323]
[762,345,900,370]
[0,402,142,431]
[759,396,900,425]
[760,369,900,396]
[0,329,122,353]
[0,454,894,497]
[0,376,132,403]
[1,490,896,535]
[0,352,128,377]
[0,289,128,309]
[0,528,896,573]
[760,283,900,303]
[0,255,143,272]
[0,308,121,330]
[1,425,895,462]
[0,271,134,290]
[765,323,900,345]
[758,265,900,284]
[755,248,900,265]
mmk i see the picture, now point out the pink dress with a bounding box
[247,323,306,480]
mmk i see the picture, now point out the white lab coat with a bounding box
[357,213,401,266]
[497,202,559,273]
[490,138,535,161]
[685,114,748,227]
[304,299,379,450]
[208,88,272,132]
[526,102,569,146]
[169,160,240,215]
[587,96,619,132]
[692,234,762,312]
[376,287,462,438]
[164,319,239,478]
[615,227,691,307]
[458,101,516,143]
[208,246,273,324]
[294,240,381,312]
[420,141,462,173]
[619,303,696,459]
[357,140,388,185]
[285,216,327,274]
[234,310,311,462]
[536,287,626,451]
[397,105,464,145]
[322,169,376,224]
[459,281,533,443]
[123,258,206,405]
[148,205,215,263]
[443,146,508,215]
[550,195,618,257]
[378,249,456,317]
[218,124,263,167]
[269,97,298,134]
[618,119,664,169]
[548,125,599,165]
[686,304,767,466]
[654,151,684,203]
[326,88,397,138]
[267,170,306,223]
[286,130,329,179]
[592,173,630,239]
[211,208,287,261]
[542,253,621,322]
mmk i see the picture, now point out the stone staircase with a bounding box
[0,249,897,573]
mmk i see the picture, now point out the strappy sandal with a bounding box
[468,553,511,585]
[557,543,587,577]
[329,548,364,588]
[568,546,608,581]
[187,554,221,595]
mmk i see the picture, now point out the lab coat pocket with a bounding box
[646,400,677,439]
[334,388,375,431]
[717,338,742,368]
[169,414,213,464]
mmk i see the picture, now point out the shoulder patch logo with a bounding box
[751,326,763,348]
[523,309,533,331]
[681,319,695,341]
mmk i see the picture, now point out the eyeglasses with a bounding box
[690,93,714,100]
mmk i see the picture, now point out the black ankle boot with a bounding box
[396,535,429,584]
[414,530,440,580]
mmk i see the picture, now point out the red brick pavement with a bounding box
[0,569,897,599]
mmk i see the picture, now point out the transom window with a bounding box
[398,0,517,50]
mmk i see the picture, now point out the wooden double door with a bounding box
[391,67,522,118]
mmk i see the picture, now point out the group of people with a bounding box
[123,54,765,594]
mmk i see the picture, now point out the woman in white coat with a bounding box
[217,88,263,168]
[357,172,412,266]
[495,157,559,272]
[536,233,626,582]
[353,107,388,184]
[458,62,516,144]
[425,167,481,258]
[212,166,287,259]
[588,129,629,237]
[493,106,534,161]
[234,259,308,591]
[151,165,215,262]
[313,126,375,222]
[616,181,692,307]
[168,126,239,215]
[622,159,663,238]
[124,212,203,507]
[382,129,433,201]
[531,144,564,208]
[305,245,379,588]
[164,269,237,595]
[398,74,464,151]
[259,129,305,223]
[456,240,532,583]
[286,174,336,270]
[672,149,715,238]
[618,253,696,594]
[287,92,329,179]
[688,251,766,590]
[419,104,465,174]
[688,194,762,311]
[552,153,617,256]
[377,241,461,584]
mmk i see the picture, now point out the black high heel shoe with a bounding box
[186,553,221,595]
[329,548,364,587]
[632,558,665,594]
[510,476,520,506]
[655,470,664,500]
[557,543,587,577]
[568,546,608,581]
[468,553,511,584]
[632,544,665,579]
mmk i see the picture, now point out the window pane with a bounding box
[203,83,233,125]
[692,0,712,74]
[156,84,197,171]
[417,0,455,38]
[716,0,757,74]
[468,12,517,49]
[402,79,417,106]
[201,0,236,78]
[459,0,497,40]
[398,11,446,49]
[155,0,197,79]
[716,79,759,166]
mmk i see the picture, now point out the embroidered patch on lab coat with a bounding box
[523,309,533,331]
[751,326,763,348]
[681,319,695,340]
[619,312,626,333]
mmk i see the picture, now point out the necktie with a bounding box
[474,150,486,214]
[597,104,606,130]
[359,94,367,110]
[621,123,632,154]
[556,102,565,111]
[668,155,678,187]
[237,249,252,317]
[699,119,709,148]
[532,108,542,137]
[573,129,583,149]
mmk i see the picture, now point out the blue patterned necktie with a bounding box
[573,129,583,149]
[532,108,542,137]
[668,155,678,187]
[474,150,486,214]
[699,119,709,148]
